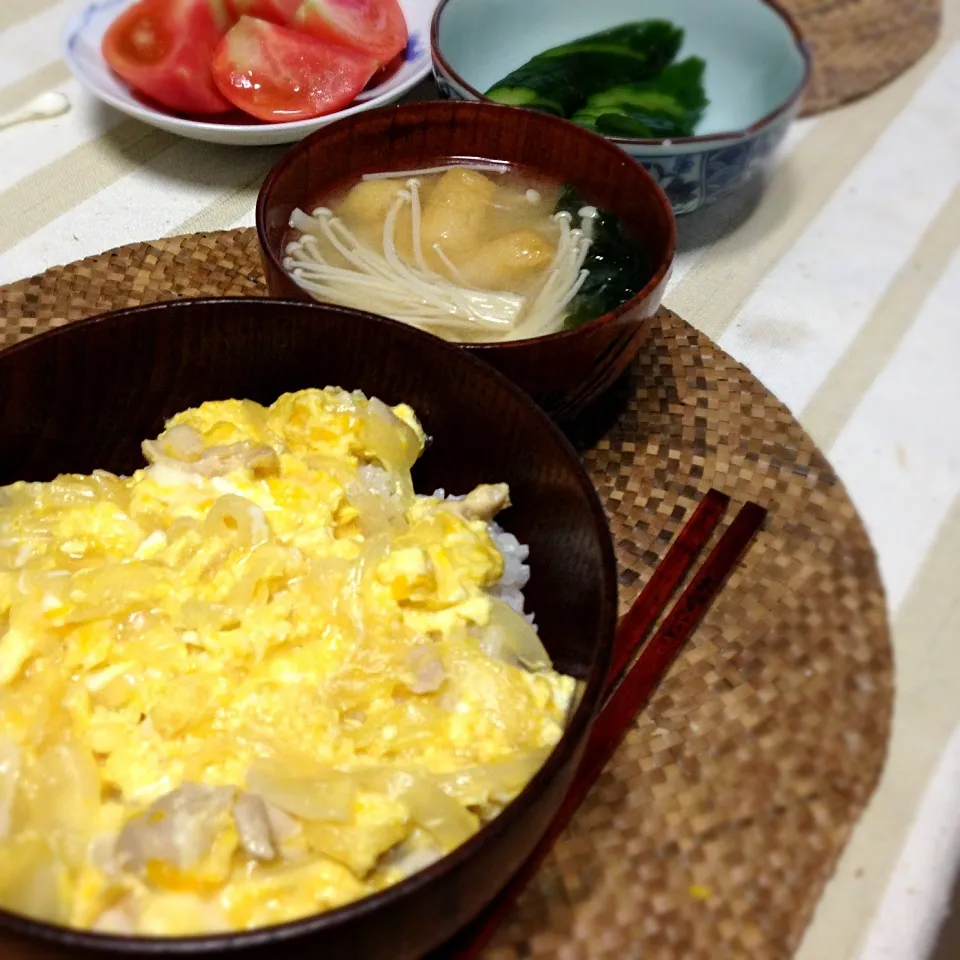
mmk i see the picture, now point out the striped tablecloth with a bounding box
[1,1,959,957]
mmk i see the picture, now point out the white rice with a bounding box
[487,522,532,620]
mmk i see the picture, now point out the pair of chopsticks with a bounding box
[445,489,767,959]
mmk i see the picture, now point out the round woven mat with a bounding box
[783,0,941,116]
[0,231,893,959]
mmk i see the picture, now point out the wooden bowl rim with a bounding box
[254,99,676,352]
[430,0,813,148]
[0,296,618,954]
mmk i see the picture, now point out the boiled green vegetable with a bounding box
[554,184,651,329]
[486,20,683,118]
[485,20,708,138]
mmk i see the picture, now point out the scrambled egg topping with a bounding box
[0,387,576,935]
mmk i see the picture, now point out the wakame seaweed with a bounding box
[485,20,709,138]
[555,185,652,329]
[486,20,683,118]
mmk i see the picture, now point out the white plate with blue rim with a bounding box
[63,0,438,146]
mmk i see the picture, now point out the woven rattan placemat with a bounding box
[0,230,894,959]
[785,0,941,115]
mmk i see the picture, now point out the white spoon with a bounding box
[0,92,71,132]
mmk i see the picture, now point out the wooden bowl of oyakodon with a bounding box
[0,296,617,960]
[256,100,676,422]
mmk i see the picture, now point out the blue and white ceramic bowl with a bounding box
[431,0,811,214]
[63,0,437,146]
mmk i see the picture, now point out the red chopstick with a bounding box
[607,488,730,690]
[578,500,766,794]
[443,498,767,960]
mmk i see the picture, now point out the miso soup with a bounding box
[283,164,651,343]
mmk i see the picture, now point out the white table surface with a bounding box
[1,1,959,956]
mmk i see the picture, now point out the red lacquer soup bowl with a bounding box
[257,99,676,421]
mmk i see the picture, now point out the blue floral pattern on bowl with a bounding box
[622,110,794,214]
[404,31,425,62]
[636,154,704,215]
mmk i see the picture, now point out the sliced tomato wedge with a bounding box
[211,17,379,122]
[226,0,301,24]
[102,0,233,115]
[293,0,408,66]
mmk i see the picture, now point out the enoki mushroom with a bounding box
[283,177,594,341]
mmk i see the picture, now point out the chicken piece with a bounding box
[458,230,556,291]
[449,483,511,522]
[233,794,276,862]
[114,783,235,873]
[377,829,442,880]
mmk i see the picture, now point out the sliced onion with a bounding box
[225,544,296,607]
[0,739,20,841]
[203,494,270,547]
[357,768,477,852]
[246,761,357,823]
[435,747,551,806]
[480,598,553,672]
[27,740,100,846]
[0,835,69,924]
[306,455,355,488]
[363,398,422,475]
[143,435,280,479]
[59,563,166,624]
